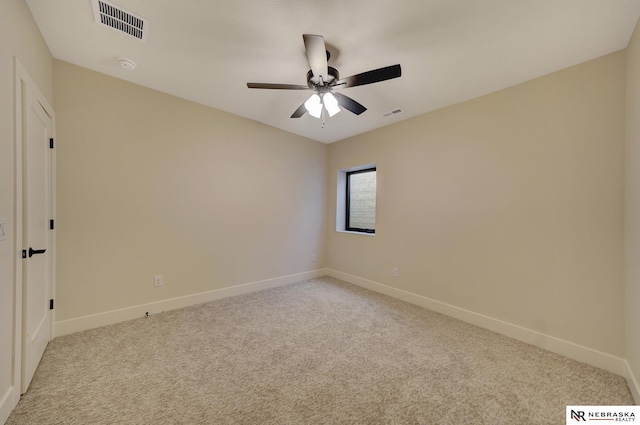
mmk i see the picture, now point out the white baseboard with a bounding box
[55,269,325,337]
[326,269,628,377]
[624,360,640,404]
[0,386,18,425]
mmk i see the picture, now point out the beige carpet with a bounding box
[7,276,633,425]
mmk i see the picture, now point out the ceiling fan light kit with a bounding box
[304,92,340,119]
[247,34,401,123]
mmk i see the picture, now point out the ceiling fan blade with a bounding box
[247,82,311,90]
[333,92,367,115]
[303,34,328,82]
[336,64,402,88]
[290,102,307,118]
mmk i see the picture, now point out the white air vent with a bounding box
[92,0,148,42]
[383,108,404,117]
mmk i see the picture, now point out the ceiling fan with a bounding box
[247,34,402,120]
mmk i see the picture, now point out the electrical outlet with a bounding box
[312,254,317,262]
[392,267,399,277]
[154,275,163,287]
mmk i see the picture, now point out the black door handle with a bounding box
[28,247,46,257]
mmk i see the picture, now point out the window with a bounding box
[345,167,376,233]
[336,164,377,235]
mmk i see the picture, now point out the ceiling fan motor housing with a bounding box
[307,66,339,89]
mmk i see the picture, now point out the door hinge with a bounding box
[50,219,54,230]
[22,249,27,259]
[50,299,54,310]
[49,138,54,149]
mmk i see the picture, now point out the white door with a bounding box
[20,73,54,394]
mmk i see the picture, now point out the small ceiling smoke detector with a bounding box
[118,57,136,71]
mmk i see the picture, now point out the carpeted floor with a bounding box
[6,276,634,425]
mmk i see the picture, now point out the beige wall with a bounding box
[0,0,53,420]
[328,51,626,356]
[625,18,640,396]
[53,60,328,321]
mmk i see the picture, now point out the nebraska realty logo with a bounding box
[566,406,639,423]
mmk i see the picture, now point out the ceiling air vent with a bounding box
[383,108,404,117]
[92,0,148,42]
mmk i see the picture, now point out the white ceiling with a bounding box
[26,0,640,143]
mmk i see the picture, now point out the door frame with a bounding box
[13,58,56,397]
